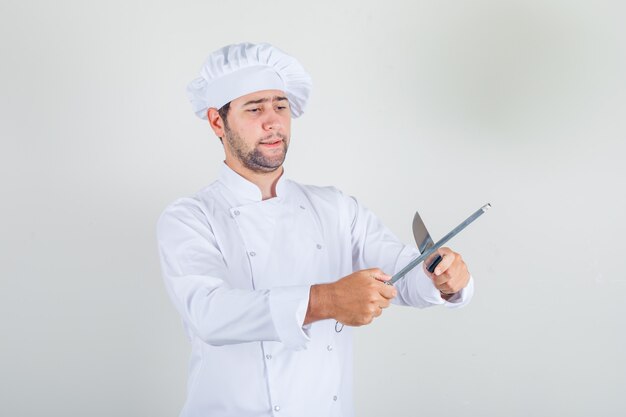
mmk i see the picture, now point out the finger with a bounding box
[378,282,398,299]
[438,280,456,294]
[426,254,444,273]
[435,252,467,286]
[432,249,456,276]
[432,273,451,288]
[437,263,469,293]
[444,267,470,293]
[378,297,391,309]
[424,249,443,265]
[371,270,391,283]
[433,262,469,292]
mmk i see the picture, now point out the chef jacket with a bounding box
[157,163,474,417]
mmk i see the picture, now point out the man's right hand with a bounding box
[305,268,397,326]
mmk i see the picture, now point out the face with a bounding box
[214,89,291,174]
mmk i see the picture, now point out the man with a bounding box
[157,42,474,417]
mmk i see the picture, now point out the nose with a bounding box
[262,110,282,131]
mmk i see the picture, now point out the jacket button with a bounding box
[327,345,333,351]
[233,209,240,216]
[274,405,281,412]
[316,244,322,250]
[249,251,256,257]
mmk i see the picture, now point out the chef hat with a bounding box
[187,42,312,120]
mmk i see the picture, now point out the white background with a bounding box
[1,0,625,416]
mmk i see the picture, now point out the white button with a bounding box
[265,354,272,360]
[233,209,240,216]
[327,345,333,351]
[316,244,322,250]
[333,395,338,401]
[274,405,280,412]
[249,251,256,257]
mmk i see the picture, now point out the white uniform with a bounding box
[157,163,474,417]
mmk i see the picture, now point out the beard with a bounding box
[224,126,289,173]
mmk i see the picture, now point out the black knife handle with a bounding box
[427,255,443,273]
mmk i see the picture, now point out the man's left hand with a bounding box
[423,247,470,297]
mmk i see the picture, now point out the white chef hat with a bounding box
[187,42,312,120]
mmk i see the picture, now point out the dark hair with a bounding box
[218,102,231,128]
[216,102,230,144]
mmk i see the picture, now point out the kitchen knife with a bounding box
[412,211,443,274]
[389,203,491,285]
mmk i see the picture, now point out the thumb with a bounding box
[372,272,392,283]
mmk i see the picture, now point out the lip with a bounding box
[259,140,283,148]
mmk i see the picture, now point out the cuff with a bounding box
[269,285,312,350]
[415,268,475,308]
[443,275,474,309]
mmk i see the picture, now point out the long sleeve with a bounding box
[157,199,311,349]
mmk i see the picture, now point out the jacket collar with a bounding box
[218,162,288,202]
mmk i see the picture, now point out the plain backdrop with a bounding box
[1,1,625,416]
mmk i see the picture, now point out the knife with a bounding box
[412,211,443,274]
[389,203,491,285]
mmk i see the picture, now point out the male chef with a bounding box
[157,42,474,417]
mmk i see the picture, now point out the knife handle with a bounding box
[427,255,443,273]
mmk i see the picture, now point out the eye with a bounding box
[247,107,261,113]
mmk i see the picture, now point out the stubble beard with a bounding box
[224,126,289,173]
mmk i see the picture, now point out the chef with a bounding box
[157,42,474,417]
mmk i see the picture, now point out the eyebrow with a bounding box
[242,96,288,106]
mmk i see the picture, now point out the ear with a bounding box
[207,108,225,138]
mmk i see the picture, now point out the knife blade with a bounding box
[412,211,443,274]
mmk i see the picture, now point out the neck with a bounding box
[225,159,283,200]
